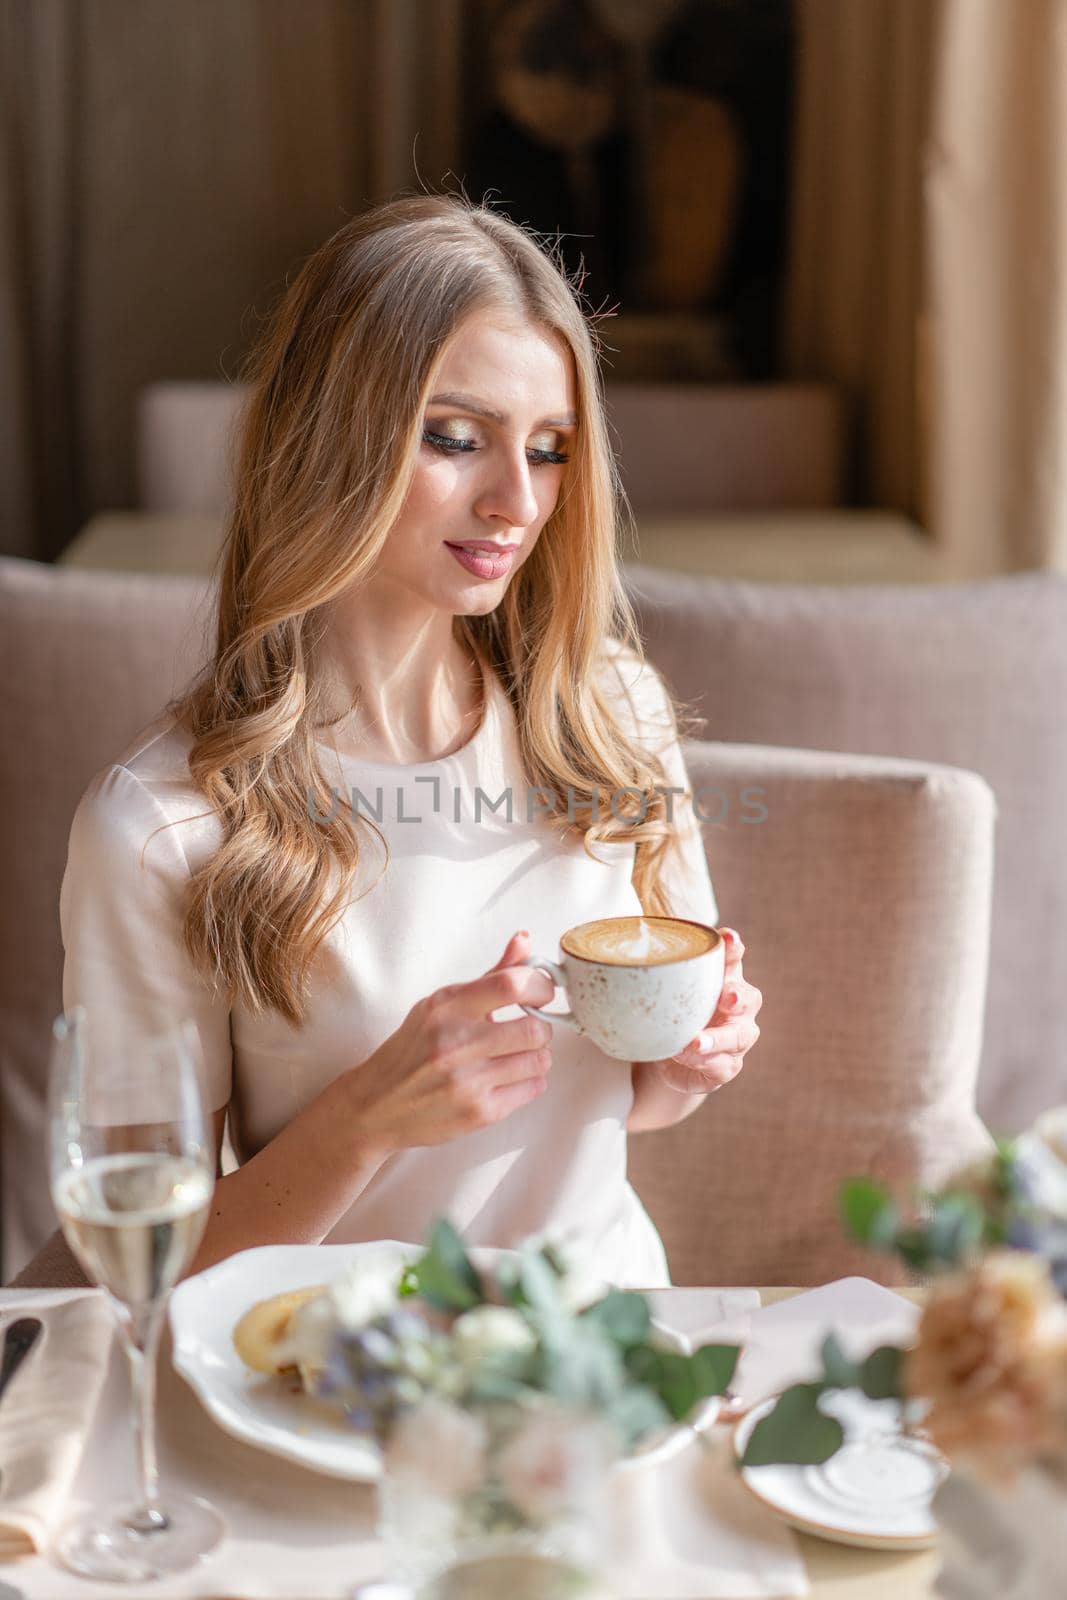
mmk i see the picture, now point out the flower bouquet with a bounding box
[741,1109,1067,1597]
[300,1222,740,1595]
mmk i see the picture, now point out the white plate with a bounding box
[734,1389,948,1551]
[171,1241,442,1481]
[170,1241,713,1483]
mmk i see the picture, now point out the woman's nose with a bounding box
[472,450,540,529]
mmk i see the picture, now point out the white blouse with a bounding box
[60,641,718,1287]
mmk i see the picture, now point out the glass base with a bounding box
[53,1493,224,1582]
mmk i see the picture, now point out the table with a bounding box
[57,509,957,586]
[0,1282,938,1599]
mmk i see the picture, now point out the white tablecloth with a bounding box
[0,1279,919,1599]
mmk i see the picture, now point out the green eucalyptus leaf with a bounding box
[839,1178,898,1248]
[538,1241,570,1280]
[519,1250,566,1317]
[581,1291,652,1348]
[688,1343,740,1398]
[820,1332,860,1389]
[928,1194,985,1264]
[740,1384,845,1468]
[494,1259,529,1310]
[858,1344,906,1402]
[893,1226,937,1274]
[412,1219,484,1311]
[624,1344,662,1384]
[609,1386,673,1449]
[541,1323,626,1407]
[643,1349,701,1422]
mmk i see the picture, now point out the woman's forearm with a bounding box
[626,1061,707,1133]
[9,1073,391,1289]
[189,1069,392,1274]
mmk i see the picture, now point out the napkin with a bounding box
[646,1286,761,1350]
[0,1291,113,1559]
[610,1428,809,1598]
[733,1277,921,1406]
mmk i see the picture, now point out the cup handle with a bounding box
[517,956,582,1032]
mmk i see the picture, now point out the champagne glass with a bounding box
[47,1005,225,1581]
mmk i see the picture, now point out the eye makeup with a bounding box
[422,428,570,467]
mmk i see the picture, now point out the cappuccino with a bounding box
[562,915,714,967]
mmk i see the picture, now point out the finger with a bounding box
[717,928,746,975]
[456,963,557,1017]
[668,1056,742,1094]
[661,1056,743,1094]
[685,1020,760,1056]
[481,1047,553,1087]
[465,1013,554,1060]
[486,1072,550,1120]
[484,930,531,974]
[714,981,762,1018]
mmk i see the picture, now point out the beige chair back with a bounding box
[630,739,994,1285]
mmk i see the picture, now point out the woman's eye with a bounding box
[422,429,475,454]
[422,429,569,466]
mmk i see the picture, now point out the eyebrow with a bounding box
[428,391,578,429]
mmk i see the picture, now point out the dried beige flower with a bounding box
[906,1252,1067,1482]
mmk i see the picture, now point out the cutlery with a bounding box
[0,1317,43,1404]
[0,1316,44,1499]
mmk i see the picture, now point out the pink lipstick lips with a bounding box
[444,543,516,579]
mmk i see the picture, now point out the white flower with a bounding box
[328,1258,407,1331]
[383,1397,488,1497]
[495,1408,614,1522]
[518,1228,608,1312]
[1016,1108,1067,1223]
[452,1306,537,1366]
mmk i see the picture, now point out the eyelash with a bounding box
[422,429,570,467]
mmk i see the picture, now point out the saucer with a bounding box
[734,1389,947,1550]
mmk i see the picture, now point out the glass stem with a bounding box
[116,1300,169,1534]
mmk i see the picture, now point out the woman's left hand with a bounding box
[650,927,761,1094]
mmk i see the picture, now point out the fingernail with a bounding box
[698,1033,716,1054]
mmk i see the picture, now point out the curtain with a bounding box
[0,0,81,560]
[0,0,468,563]
[787,0,1067,577]
[925,0,1067,577]
[784,0,935,516]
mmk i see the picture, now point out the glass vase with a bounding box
[376,1398,618,1599]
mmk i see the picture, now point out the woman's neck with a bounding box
[319,630,485,764]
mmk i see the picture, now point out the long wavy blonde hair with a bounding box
[169,193,704,1025]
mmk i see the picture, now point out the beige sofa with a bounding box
[0,555,996,1286]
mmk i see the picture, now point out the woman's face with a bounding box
[375,309,578,618]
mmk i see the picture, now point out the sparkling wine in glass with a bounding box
[48,1005,225,1581]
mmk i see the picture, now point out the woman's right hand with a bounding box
[344,931,558,1154]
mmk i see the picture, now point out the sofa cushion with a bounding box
[0,557,210,1276]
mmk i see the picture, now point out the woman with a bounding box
[55,195,761,1287]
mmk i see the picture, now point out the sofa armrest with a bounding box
[629,739,996,1286]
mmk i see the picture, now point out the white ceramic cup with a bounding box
[518,915,725,1062]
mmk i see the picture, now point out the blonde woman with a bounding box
[48,195,761,1288]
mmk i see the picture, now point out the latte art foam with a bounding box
[562,916,714,966]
